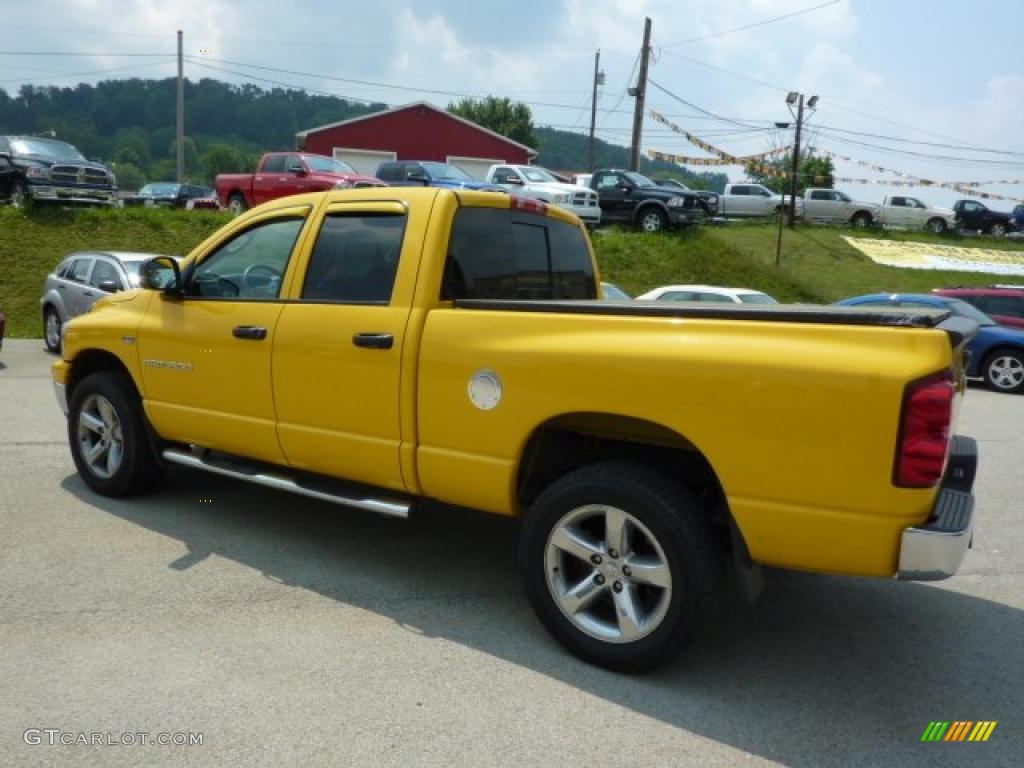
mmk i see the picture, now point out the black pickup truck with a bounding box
[953,199,1015,236]
[590,169,704,232]
[0,135,117,207]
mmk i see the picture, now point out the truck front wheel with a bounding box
[926,218,947,235]
[989,222,1007,237]
[520,460,722,673]
[637,207,667,233]
[68,371,163,497]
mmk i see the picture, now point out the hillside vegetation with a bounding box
[2,205,1022,339]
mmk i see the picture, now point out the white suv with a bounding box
[486,165,601,227]
[636,284,778,304]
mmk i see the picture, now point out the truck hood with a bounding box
[311,171,385,186]
[520,181,591,195]
[433,179,506,192]
[13,155,110,173]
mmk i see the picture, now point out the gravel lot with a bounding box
[1,338,1020,767]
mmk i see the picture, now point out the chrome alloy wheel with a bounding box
[76,394,124,479]
[544,504,672,644]
[640,211,664,232]
[987,354,1024,391]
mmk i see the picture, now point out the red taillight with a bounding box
[894,371,955,488]
[510,195,547,216]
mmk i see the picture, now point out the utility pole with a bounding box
[588,50,602,171]
[628,17,652,171]
[787,93,804,230]
[176,29,184,183]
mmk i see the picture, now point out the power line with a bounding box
[815,132,1024,167]
[0,51,171,57]
[0,58,177,86]
[812,124,1024,157]
[647,79,762,129]
[660,0,841,47]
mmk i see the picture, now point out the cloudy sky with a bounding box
[3,0,1022,208]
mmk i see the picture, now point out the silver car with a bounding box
[40,251,169,352]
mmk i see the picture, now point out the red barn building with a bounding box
[296,101,537,180]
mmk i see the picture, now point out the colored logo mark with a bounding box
[921,721,997,742]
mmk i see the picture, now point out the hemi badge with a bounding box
[121,336,137,344]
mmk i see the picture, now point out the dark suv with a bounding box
[934,286,1024,329]
[0,135,117,207]
[375,161,504,192]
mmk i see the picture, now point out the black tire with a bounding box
[68,371,163,497]
[982,348,1024,394]
[989,222,1007,237]
[926,218,947,235]
[851,211,873,228]
[636,207,668,233]
[227,193,247,216]
[520,460,723,673]
[43,305,62,354]
[11,179,30,209]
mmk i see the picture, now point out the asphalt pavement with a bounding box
[1,338,1021,767]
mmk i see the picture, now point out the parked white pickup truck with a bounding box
[803,188,881,227]
[718,183,802,219]
[879,195,957,234]
[486,164,601,227]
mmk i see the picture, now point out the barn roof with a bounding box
[296,101,538,157]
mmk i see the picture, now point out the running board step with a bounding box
[162,447,410,519]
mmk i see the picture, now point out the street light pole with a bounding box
[787,93,804,230]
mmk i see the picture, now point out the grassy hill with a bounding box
[2,205,1022,339]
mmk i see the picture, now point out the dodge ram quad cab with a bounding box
[717,183,801,220]
[803,187,880,227]
[879,195,956,234]
[216,152,384,215]
[590,169,704,232]
[952,199,1015,237]
[0,135,117,207]
[53,187,979,672]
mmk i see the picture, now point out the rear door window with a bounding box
[70,258,93,283]
[443,208,596,301]
[90,259,123,291]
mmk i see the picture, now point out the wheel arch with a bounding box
[66,349,140,403]
[632,200,669,223]
[516,411,731,526]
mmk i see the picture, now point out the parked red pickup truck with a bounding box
[216,152,384,214]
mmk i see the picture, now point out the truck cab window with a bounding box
[302,213,405,304]
[188,217,304,299]
[262,155,286,173]
[443,208,596,301]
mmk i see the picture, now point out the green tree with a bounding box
[447,96,537,148]
[110,161,144,192]
[201,143,255,180]
[751,151,834,194]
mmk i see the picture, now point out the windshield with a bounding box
[423,162,474,181]
[521,167,558,183]
[304,156,355,173]
[739,293,777,304]
[942,298,997,326]
[139,183,181,196]
[10,138,87,161]
[624,172,656,187]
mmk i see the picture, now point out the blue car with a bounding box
[836,293,1024,394]
[375,160,506,193]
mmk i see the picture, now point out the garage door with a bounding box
[446,155,506,181]
[333,148,397,178]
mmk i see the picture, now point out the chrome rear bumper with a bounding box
[898,435,977,581]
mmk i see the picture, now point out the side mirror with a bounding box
[287,164,306,176]
[616,181,633,192]
[97,279,121,294]
[139,256,183,297]
[505,176,524,186]
[406,171,428,184]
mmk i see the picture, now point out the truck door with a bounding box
[594,172,631,222]
[137,206,312,463]
[252,155,284,205]
[272,199,420,492]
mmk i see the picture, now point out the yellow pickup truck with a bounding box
[53,187,978,672]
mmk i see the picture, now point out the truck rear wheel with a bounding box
[68,371,163,497]
[228,193,247,216]
[851,211,873,228]
[520,460,722,673]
